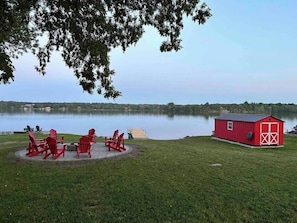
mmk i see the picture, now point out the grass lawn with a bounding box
[0,133,297,222]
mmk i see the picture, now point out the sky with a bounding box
[1,0,297,105]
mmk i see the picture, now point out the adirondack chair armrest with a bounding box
[36,138,46,143]
[104,138,115,146]
[36,141,46,149]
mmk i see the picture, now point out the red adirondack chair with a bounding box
[107,133,126,152]
[104,129,119,146]
[43,137,66,160]
[49,129,64,143]
[26,132,47,157]
[75,136,92,158]
[85,128,96,144]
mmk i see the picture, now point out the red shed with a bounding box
[214,114,284,147]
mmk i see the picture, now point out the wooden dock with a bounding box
[128,128,148,139]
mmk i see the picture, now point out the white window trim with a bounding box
[227,121,233,130]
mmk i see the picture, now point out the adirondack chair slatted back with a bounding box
[79,136,91,153]
[49,129,64,143]
[25,125,33,132]
[115,133,124,147]
[28,131,45,149]
[36,125,42,132]
[49,129,57,139]
[112,130,119,141]
[88,128,95,136]
[104,129,119,146]
[76,136,91,158]
[44,136,66,160]
[26,132,47,157]
[27,133,38,155]
[28,132,37,149]
[87,128,96,143]
[46,137,58,155]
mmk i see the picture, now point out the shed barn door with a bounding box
[260,122,279,145]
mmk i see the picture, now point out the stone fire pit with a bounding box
[66,143,77,151]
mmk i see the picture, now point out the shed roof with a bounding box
[215,113,274,122]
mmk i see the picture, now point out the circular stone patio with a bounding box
[15,142,132,161]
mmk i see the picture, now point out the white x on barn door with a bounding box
[260,122,279,145]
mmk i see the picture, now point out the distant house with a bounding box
[23,104,35,112]
[214,113,284,147]
[44,107,51,112]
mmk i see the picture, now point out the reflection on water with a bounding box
[273,112,297,132]
[1,112,297,139]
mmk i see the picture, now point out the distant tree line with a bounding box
[0,101,296,116]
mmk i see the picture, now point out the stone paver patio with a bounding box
[15,142,132,161]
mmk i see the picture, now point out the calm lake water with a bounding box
[1,113,297,139]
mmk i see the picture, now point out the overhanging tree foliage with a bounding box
[0,0,211,98]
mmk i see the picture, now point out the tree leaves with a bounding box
[0,0,211,99]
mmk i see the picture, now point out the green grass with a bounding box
[1,133,297,222]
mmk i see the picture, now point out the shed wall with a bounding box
[215,120,256,145]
